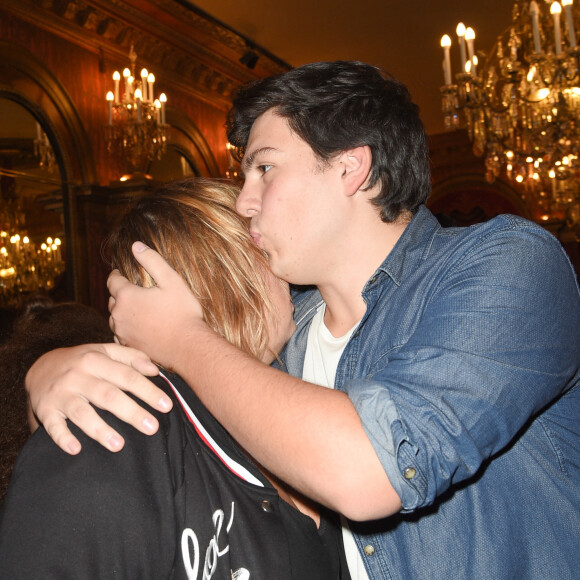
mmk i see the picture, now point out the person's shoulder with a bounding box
[454,214,553,243]
[436,213,568,261]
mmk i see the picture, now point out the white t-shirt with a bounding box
[302,305,370,580]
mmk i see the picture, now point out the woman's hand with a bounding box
[26,343,171,454]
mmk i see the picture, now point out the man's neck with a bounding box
[319,212,410,338]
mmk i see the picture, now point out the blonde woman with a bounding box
[0,178,349,580]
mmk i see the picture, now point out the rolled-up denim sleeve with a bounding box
[346,220,580,512]
[348,379,427,510]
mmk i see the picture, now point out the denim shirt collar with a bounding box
[282,205,441,376]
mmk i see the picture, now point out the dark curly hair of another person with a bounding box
[0,297,113,502]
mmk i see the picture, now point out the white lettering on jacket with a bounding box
[181,502,238,580]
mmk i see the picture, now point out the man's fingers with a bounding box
[107,268,131,297]
[131,241,180,288]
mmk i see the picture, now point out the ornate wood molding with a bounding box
[3,0,290,109]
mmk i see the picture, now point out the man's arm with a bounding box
[160,321,401,520]
[107,243,402,520]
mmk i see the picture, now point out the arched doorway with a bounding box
[0,40,96,306]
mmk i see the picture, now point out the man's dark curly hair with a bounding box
[226,61,431,222]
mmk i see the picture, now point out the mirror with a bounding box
[148,145,198,182]
[0,98,66,308]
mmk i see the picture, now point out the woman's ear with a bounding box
[339,145,373,196]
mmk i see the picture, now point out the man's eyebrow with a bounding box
[241,147,278,171]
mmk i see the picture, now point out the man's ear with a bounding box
[339,145,373,196]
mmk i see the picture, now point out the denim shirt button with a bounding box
[363,545,375,556]
[403,467,417,479]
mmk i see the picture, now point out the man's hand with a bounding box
[108,241,205,368]
[26,343,171,454]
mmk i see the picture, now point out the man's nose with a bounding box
[236,181,260,217]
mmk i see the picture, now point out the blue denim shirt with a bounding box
[280,205,580,579]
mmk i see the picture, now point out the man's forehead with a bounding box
[245,110,309,154]
[248,109,288,139]
[242,112,291,164]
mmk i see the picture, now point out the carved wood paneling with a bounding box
[4,0,290,110]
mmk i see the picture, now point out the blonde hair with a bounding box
[105,177,278,361]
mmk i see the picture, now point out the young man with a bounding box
[27,62,580,579]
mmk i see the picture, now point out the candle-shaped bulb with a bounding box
[140,68,149,100]
[106,91,114,125]
[112,70,121,103]
[135,88,142,121]
[562,0,577,47]
[147,73,155,102]
[159,92,167,124]
[456,23,468,73]
[465,27,476,75]
[530,1,543,53]
[123,68,131,101]
[552,2,563,55]
[441,34,452,85]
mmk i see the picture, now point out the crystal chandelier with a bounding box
[440,0,580,234]
[0,196,64,307]
[105,46,168,180]
[34,123,56,172]
[225,142,242,181]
